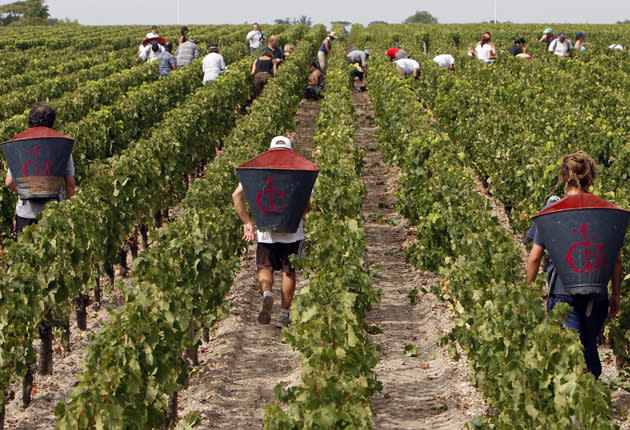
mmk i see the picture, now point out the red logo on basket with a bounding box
[565,221,607,273]
[256,175,287,214]
[21,144,52,177]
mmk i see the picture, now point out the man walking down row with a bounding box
[5,103,75,239]
[232,136,311,328]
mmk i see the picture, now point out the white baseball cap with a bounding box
[269,136,292,150]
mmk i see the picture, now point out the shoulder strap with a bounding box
[546,267,557,298]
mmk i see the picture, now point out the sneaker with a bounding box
[276,312,292,328]
[257,295,273,324]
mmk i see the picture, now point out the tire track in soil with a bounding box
[352,89,487,429]
[175,99,321,429]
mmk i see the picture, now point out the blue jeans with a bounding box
[547,294,609,378]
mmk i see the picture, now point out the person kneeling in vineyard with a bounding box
[526,152,622,379]
[232,136,311,328]
[304,62,324,100]
[5,103,75,240]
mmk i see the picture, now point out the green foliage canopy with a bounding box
[0,0,50,25]
[274,16,312,26]
[404,10,438,24]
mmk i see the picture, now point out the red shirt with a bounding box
[386,47,401,61]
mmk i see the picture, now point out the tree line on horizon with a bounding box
[1,4,627,28]
[0,0,77,26]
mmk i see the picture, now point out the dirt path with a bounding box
[175,99,321,428]
[352,90,487,429]
[176,91,489,429]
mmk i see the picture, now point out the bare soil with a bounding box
[353,90,486,429]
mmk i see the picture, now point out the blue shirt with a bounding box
[158,51,176,76]
[527,196,569,295]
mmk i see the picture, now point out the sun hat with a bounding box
[543,28,553,34]
[364,49,371,56]
[270,136,292,150]
[328,31,338,39]
[576,32,586,38]
[556,32,566,38]
[207,43,219,52]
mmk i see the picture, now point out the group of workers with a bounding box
[250,27,295,97]
[231,28,626,384]
[249,25,345,99]
[4,22,624,396]
[136,25,225,83]
[470,28,625,63]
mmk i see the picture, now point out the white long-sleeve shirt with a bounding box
[202,53,225,83]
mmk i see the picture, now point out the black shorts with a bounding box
[351,69,364,80]
[256,241,303,274]
[14,215,37,241]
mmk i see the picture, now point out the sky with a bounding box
[47,0,630,26]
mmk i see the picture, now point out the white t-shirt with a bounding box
[237,181,306,243]
[549,38,572,56]
[393,58,420,75]
[257,219,304,243]
[475,44,495,62]
[433,54,455,68]
[8,154,74,219]
[202,52,226,83]
[247,30,263,49]
[139,43,164,62]
[609,44,624,51]
[145,32,159,39]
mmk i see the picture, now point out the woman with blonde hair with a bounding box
[526,152,623,379]
[283,43,295,57]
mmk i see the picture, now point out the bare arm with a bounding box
[251,59,257,75]
[609,253,623,318]
[489,42,497,58]
[526,243,545,284]
[304,199,311,216]
[64,176,76,198]
[232,184,255,241]
[5,173,16,192]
